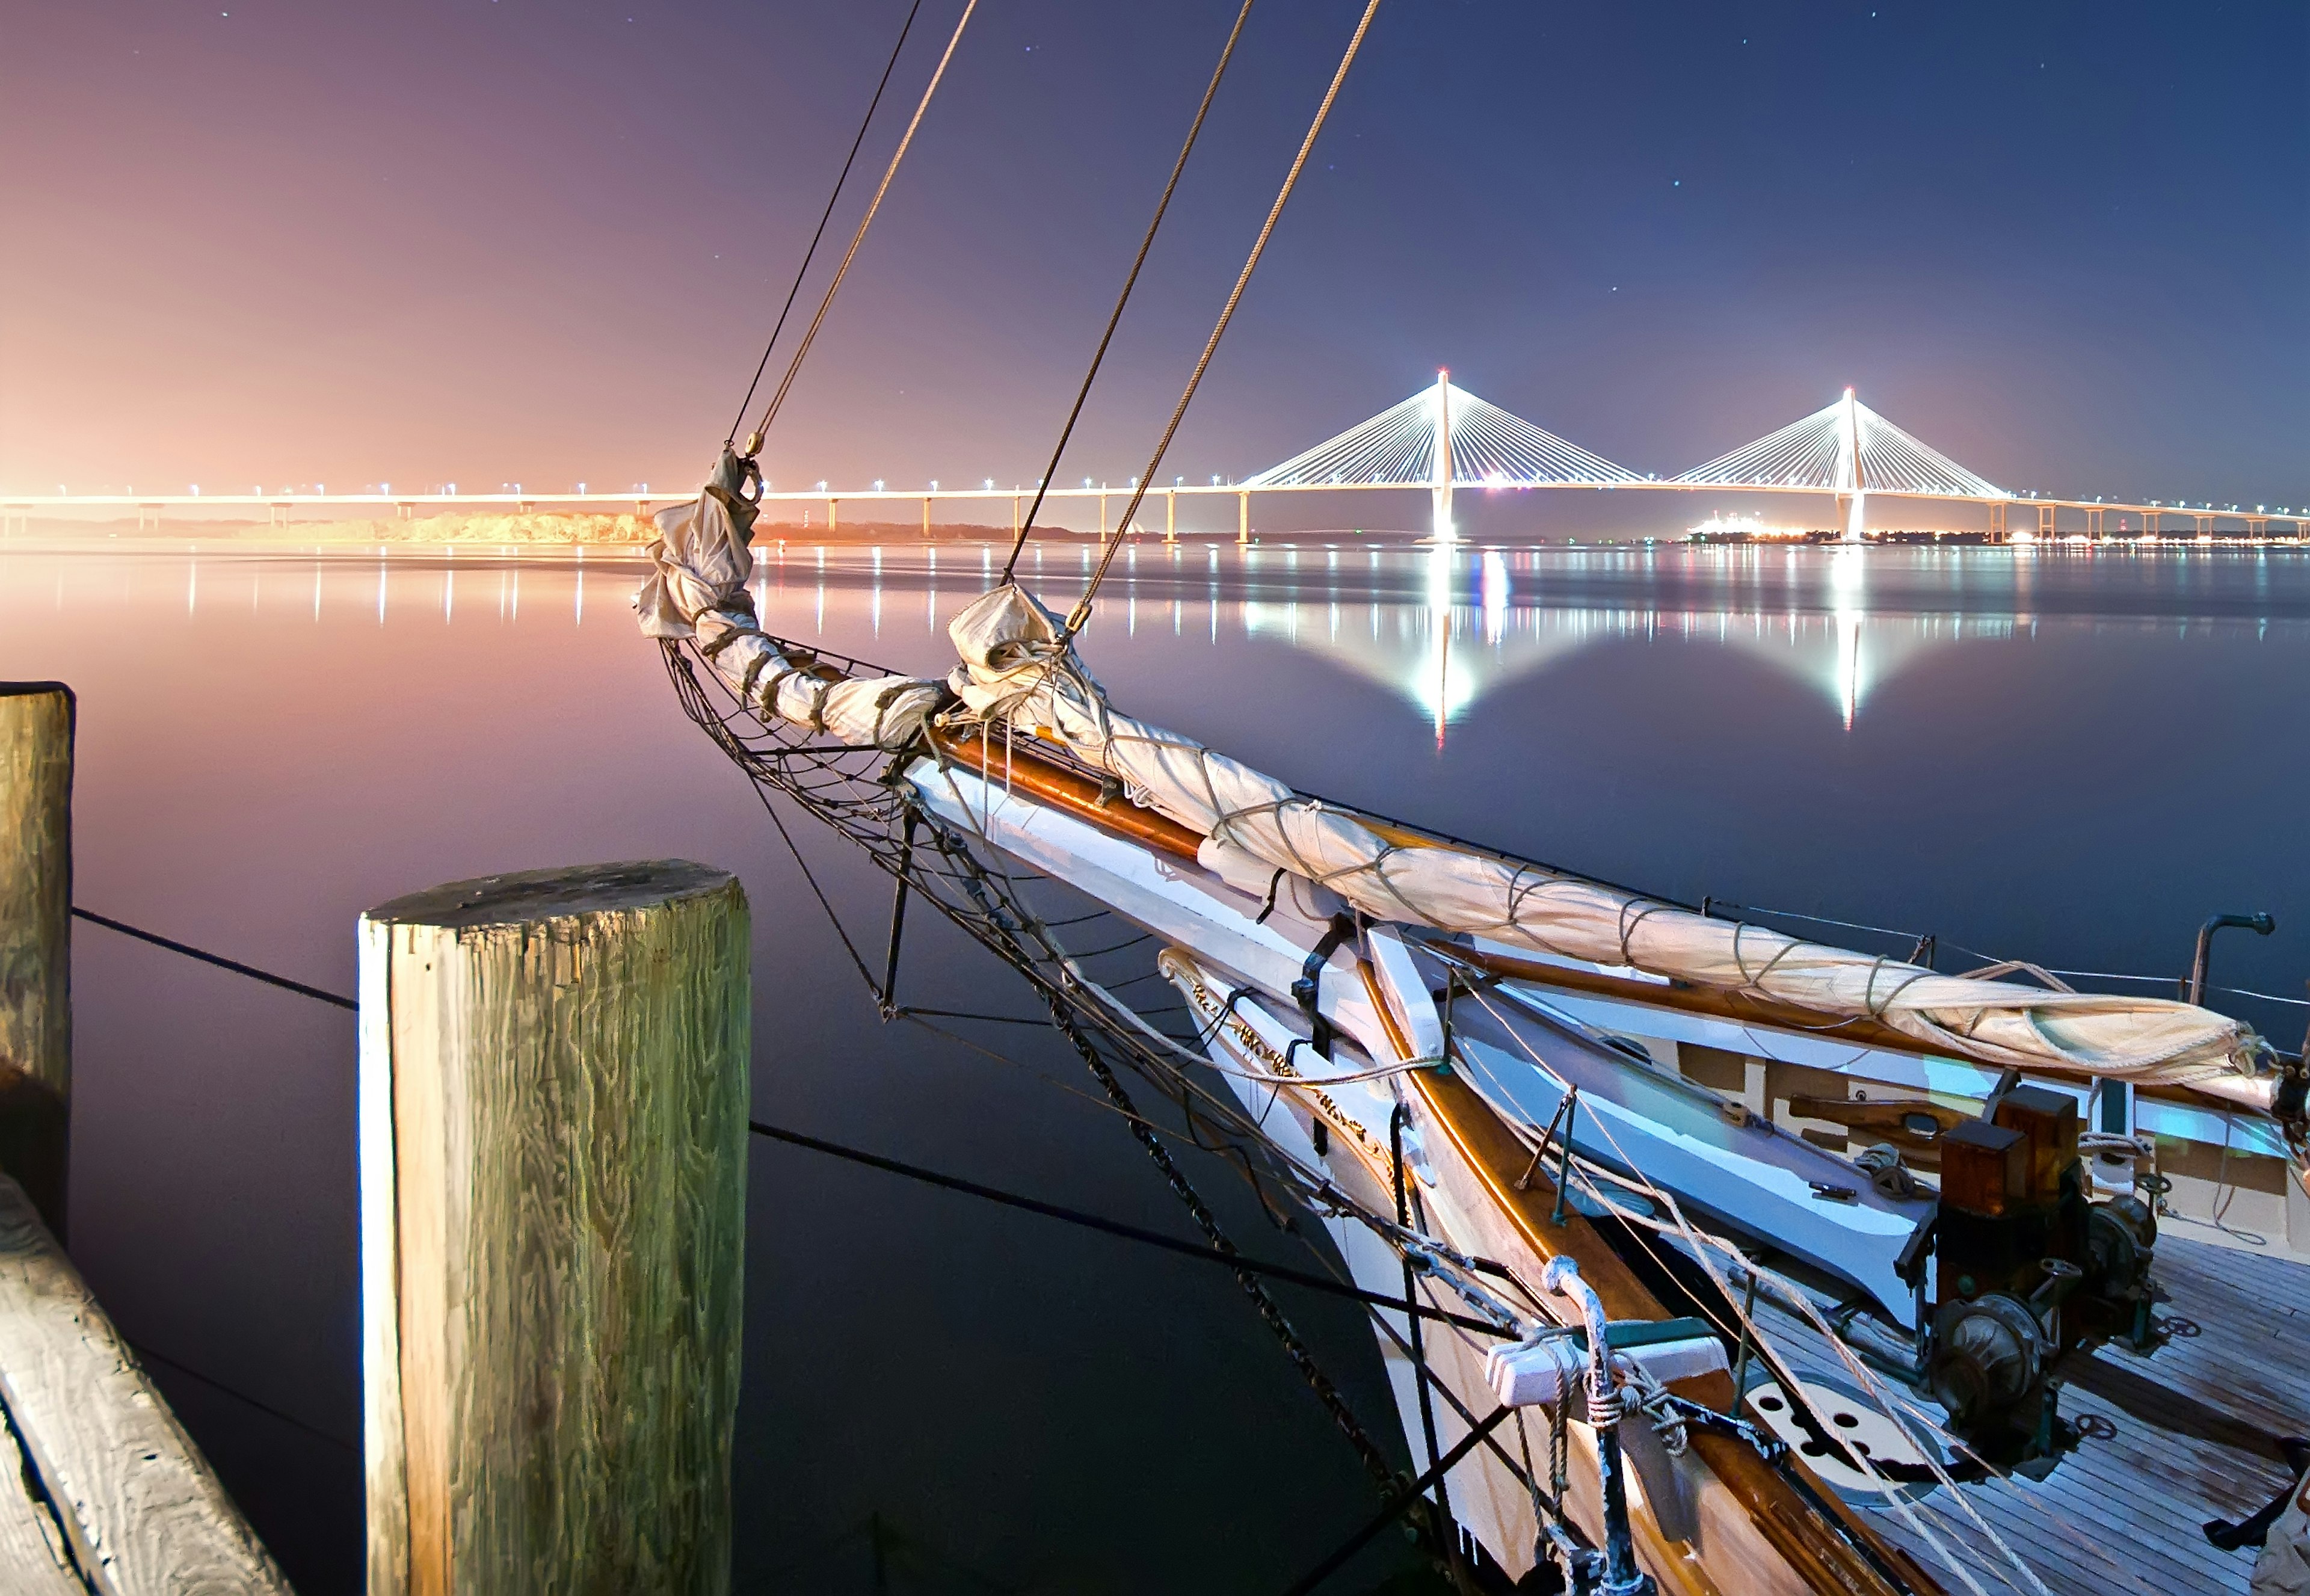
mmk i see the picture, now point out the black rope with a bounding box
[745,0,981,451]
[129,1339,357,1455]
[1062,0,1384,641]
[72,907,355,1011]
[750,1118,1503,1336]
[728,0,925,445]
[997,0,1258,582]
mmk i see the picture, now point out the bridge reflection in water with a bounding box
[852,540,2025,741]
[48,534,2294,749]
[1232,542,1959,739]
[727,534,2300,745]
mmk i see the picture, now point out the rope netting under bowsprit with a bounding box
[662,634,1539,1500]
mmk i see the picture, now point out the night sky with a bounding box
[5,2,2304,510]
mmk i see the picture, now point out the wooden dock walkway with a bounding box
[0,1173,291,1595]
[1766,1231,2310,1594]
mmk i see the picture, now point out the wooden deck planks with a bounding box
[0,1174,292,1595]
[1756,1232,2310,1595]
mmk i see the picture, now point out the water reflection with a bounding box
[16,537,2310,746]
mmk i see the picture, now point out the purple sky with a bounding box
[5,2,2304,511]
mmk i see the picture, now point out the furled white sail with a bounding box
[633,472,2271,1097]
[635,454,944,749]
[941,584,2270,1095]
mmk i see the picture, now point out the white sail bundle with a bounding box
[634,457,944,750]
[943,584,2270,1094]
[632,474,2270,1097]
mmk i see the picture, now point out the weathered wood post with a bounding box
[360,861,750,1596]
[0,682,72,1240]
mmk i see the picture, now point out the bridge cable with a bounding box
[997,0,1260,584]
[742,0,980,456]
[727,0,926,448]
[1061,0,1385,642]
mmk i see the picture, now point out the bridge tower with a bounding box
[1837,386,1866,543]
[1431,369,1455,542]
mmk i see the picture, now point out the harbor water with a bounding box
[4,533,2308,1592]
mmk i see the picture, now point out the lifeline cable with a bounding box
[728,0,926,445]
[997,0,1259,583]
[744,0,980,452]
[1060,0,1385,642]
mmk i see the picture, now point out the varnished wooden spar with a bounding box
[360,861,750,1596]
[924,724,1205,860]
[1351,963,1940,1596]
[1406,1067,1942,1596]
[0,682,72,1239]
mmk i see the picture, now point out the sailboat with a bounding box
[635,5,2310,1591]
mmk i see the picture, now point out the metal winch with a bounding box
[1897,1082,2163,1470]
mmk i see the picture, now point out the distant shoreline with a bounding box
[0,510,1418,546]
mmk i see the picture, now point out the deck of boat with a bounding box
[1765,1230,2308,1595]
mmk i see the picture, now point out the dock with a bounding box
[0,1173,291,1593]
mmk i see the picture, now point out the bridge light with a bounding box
[929,480,938,491]
[984,478,994,490]
[816,480,828,491]
[873,479,885,491]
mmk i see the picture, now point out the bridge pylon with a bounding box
[1431,369,1455,541]
[1838,387,1866,543]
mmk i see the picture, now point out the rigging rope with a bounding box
[996,0,1259,584]
[1058,0,1385,643]
[727,0,926,446]
[742,0,980,455]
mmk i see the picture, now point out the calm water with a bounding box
[4,534,2308,1593]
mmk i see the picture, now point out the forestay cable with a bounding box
[743,0,980,455]
[997,0,1260,584]
[1061,0,1385,641]
[727,0,926,445]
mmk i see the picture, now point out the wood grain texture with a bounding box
[0,1389,85,1596]
[0,683,72,1237]
[360,861,749,1596]
[0,1174,292,1595]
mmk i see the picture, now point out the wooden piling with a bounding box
[0,682,72,1239]
[359,861,750,1596]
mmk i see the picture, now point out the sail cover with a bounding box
[941,584,2268,1094]
[635,472,2268,1095]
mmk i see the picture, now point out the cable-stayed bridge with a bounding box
[7,372,2301,543]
